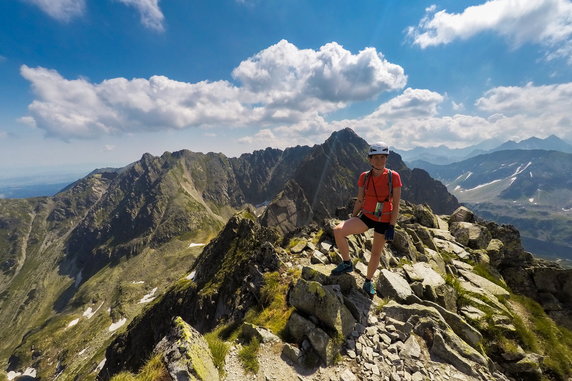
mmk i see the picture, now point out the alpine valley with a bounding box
[1,129,571,381]
[410,148,572,266]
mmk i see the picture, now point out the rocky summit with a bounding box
[1,128,570,381]
[95,202,571,381]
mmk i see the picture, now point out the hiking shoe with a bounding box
[362,280,376,297]
[331,261,353,276]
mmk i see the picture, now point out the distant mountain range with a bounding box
[411,149,572,260]
[398,135,572,165]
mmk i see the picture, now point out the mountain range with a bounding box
[0,128,460,380]
[411,149,572,263]
[398,135,572,165]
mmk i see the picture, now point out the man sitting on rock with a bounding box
[331,141,402,298]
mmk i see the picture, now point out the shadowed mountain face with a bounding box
[0,128,459,380]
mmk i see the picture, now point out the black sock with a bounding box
[365,278,372,283]
[343,260,351,264]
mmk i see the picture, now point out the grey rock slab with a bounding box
[355,261,369,277]
[451,259,473,271]
[339,369,358,381]
[289,278,356,337]
[401,335,422,359]
[241,322,281,343]
[412,262,446,287]
[458,269,509,297]
[311,250,330,265]
[377,269,413,303]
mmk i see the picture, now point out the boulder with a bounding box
[433,238,469,258]
[458,269,509,297]
[449,206,476,223]
[412,224,439,252]
[450,222,492,250]
[486,239,505,267]
[391,230,418,261]
[423,248,447,275]
[288,278,356,337]
[285,312,338,365]
[413,204,439,228]
[501,353,543,381]
[377,269,413,303]
[241,322,280,344]
[153,316,219,381]
[310,250,330,265]
[290,240,307,254]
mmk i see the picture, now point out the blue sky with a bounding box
[1,0,572,178]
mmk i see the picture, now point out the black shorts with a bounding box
[360,214,392,235]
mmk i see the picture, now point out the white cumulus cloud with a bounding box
[408,0,572,63]
[24,0,85,22]
[20,40,406,140]
[115,0,165,31]
[245,81,572,151]
[233,40,406,109]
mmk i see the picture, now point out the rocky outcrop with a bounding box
[259,180,313,235]
[98,210,281,379]
[153,316,219,381]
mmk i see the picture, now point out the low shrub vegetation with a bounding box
[244,271,296,337]
[510,294,572,380]
[109,354,169,381]
[205,326,231,376]
[238,337,260,374]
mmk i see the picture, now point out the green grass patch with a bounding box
[311,229,324,246]
[511,294,572,379]
[244,272,294,337]
[205,326,231,376]
[238,337,260,374]
[472,263,508,289]
[109,354,170,381]
[287,237,306,250]
[374,297,391,314]
[439,251,456,264]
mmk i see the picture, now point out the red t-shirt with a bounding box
[358,169,402,222]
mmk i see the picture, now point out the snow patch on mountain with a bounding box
[7,368,37,380]
[511,162,532,177]
[465,179,502,191]
[186,270,196,280]
[83,302,104,319]
[139,287,158,304]
[108,318,127,332]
